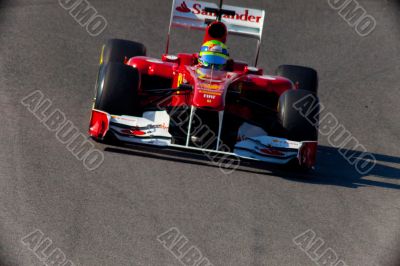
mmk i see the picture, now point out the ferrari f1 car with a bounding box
[89,0,320,170]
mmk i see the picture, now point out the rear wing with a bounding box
[167,0,266,65]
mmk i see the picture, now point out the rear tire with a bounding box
[100,39,146,64]
[276,65,318,93]
[94,63,141,116]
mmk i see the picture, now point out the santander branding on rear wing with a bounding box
[167,0,266,65]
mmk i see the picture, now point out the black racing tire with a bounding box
[94,63,141,116]
[278,89,319,142]
[100,39,146,65]
[276,65,318,93]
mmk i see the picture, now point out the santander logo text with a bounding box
[175,1,262,23]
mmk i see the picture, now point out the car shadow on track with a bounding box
[103,144,400,190]
[300,145,400,190]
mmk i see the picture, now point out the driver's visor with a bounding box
[200,46,229,55]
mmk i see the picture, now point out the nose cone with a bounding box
[193,81,226,111]
[191,67,232,111]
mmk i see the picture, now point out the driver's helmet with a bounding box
[198,40,229,70]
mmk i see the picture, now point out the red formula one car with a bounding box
[89,0,320,170]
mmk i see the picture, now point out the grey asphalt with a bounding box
[0,0,399,265]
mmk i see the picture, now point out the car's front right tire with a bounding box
[278,89,319,171]
[276,65,318,93]
[278,89,319,142]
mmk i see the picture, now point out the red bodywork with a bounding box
[126,54,293,117]
[125,21,293,116]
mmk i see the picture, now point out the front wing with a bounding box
[89,109,318,168]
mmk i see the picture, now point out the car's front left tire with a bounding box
[100,39,146,65]
[94,62,141,116]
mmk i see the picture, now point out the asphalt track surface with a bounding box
[0,0,399,265]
